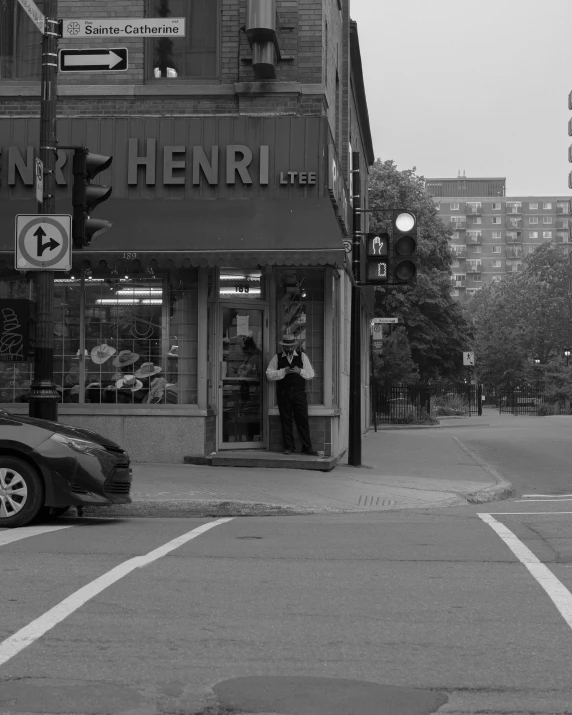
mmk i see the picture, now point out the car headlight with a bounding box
[50,433,105,455]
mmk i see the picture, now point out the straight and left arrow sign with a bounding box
[58,48,128,72]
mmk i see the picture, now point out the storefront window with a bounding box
[0,278,34,403]
[51,270,198,405]
[0,270,198,407]
[146,0,218,80]
[332,272,340,406]
[276,269,324,405]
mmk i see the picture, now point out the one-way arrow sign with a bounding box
[58,48,128,72]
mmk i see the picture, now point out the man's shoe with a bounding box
[302,449,318,456]
[283,449,293,455]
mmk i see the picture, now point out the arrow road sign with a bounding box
[15,215,72,272]
[59,48,128,72]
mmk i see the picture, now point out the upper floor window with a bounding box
[492,217,502,224]
[450,203,459,211]
[529,217,538,224]
[473,217,482,224]
[543,202,553,210]
[529,202,538,210]
[492,231,502,239]
[543,231,552,239]
[543,216,553,224]
[146,0,218,80]
[0,0,44,80]
[492,203,502,210]
[492,246,502,254]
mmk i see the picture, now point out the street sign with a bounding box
[35,158,43,204]
[59,48,128,72]
[17,0,45,34]
[372,324,383,336]
[373,340,383,351]
[463,351,475,367]
[61,17,186,38]
[371,317,399,324]
[15,215,72,271]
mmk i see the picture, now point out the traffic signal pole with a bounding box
[29,0,60,421]
[348,152,362,466]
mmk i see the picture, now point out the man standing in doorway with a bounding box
[266,334,318,456]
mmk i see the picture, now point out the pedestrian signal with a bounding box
[365,232,389,284]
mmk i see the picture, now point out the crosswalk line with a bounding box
[0,525,73,547]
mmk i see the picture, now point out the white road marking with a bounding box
[0,517,233,668]
[490,512,572,515]
[478,513,572,630]
[0,525,72,547]
[522,494,572,498]
[516,498,572,502]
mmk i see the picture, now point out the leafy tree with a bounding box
[372,326,419,386]
[467,242,572,390]
[368,160,472,381]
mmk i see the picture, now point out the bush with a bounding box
[536,401,555,416]
[392,406,438,425]
[431,394,469,417]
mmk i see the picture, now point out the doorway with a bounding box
[218,305,265,449]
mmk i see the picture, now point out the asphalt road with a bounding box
[2,414,572,715]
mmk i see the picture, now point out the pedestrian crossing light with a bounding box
[72,148,113,248]
[391,210,417,284]
[365,232,389,284]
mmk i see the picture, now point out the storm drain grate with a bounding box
[357,496,396,507]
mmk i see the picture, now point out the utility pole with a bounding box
[348,152,362,466]
[28,0,60,421]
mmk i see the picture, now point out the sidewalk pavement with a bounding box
[82,414,514,519]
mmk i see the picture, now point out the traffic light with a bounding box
[390,210,417,284]
[365,232,389,283]
[72,148,113,248]
[365,211,417,285]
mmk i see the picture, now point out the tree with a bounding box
[467,242,572,390]
[368,160,472,381]
[372,326,419,386]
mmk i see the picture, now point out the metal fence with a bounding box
[498,388,546,415]
[371,382,482,427]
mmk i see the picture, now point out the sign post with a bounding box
[27,0,60,421]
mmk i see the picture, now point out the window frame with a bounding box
[492,217,502,225]
[543,202,553,210]
[145,0,221,84]
[529,217,538,224]
[492,203,502,211]
[542,231,552,239]
[529,202,538,210]
[492,246,502,254]
[0,0,45,83]
[529,231,538,239]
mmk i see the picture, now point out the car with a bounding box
[0,409,132,528]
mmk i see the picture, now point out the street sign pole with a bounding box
[348,152,362,466]
[29,0,60,421]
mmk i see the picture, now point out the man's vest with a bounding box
[276,352,306,394]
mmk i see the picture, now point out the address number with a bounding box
[122,253,137,259]
[235,284,250,293]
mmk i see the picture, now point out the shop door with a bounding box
[219,306,265,449]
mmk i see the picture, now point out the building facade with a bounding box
[425,177,571,303]
[0,0,374,463]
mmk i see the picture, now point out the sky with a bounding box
[350,0,572,197]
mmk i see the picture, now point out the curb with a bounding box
[451,436,515,504]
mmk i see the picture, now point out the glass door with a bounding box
[219,306,264,449]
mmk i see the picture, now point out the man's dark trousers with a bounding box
[277,387,312,452]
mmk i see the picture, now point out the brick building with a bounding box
[0,1,374,464]
[425,176,571,303]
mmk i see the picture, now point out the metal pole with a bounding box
[348,152,362,466]
[29,0,59,421]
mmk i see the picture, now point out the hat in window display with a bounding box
[72,349,89,360]
[134,362,162,379]
[167,345,178,357]
[53,322,69,337]
[115,375,144,391]
[91,344,117,364]
[112,350,140,368]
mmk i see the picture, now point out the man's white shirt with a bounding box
[266,350,315,381]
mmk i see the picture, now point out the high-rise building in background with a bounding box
[425,175,571,303]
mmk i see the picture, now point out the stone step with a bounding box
[185,450,338,472]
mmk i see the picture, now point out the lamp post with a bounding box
[565,349,571,367]
[533,357,542,392]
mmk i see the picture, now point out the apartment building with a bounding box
[425,177,571,303]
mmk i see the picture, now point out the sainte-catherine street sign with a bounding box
[61,18,186,38]
[59,48,128,72]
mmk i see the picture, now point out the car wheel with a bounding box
[0,457,45,529]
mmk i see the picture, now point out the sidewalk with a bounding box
[82,415,514,518]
